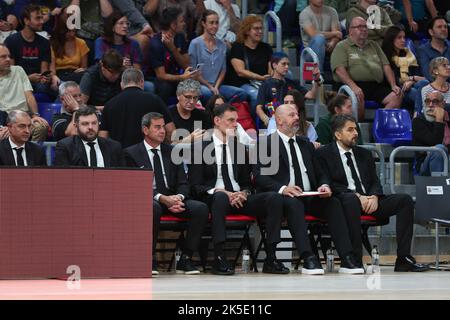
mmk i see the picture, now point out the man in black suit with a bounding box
[99,68,175,148]
[54,106,125,167]
[316,114,429,272]
[189,104,291,276]
[254,104,364,274]
[124,112,209,275]
[0,110,46,166]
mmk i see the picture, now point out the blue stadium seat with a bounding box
[365,100,381,109]
[37,103,62,124]
[373,109,412,146]
[33,92,54,103]
[405,38,416,56]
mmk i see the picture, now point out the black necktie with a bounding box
[15,147,24,166]
[221,144,234,192]
[151,149,169,194]
[344,152,364,194]
[87,142,97,167]
[288,139,304,189]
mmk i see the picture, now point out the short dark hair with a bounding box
[428,16,447,32]
[327,94,350,115]
[22,4,41,23]
[212,103,237,118]
[270,51,288,69]
[101,49,123,73]
[74,106,98,123]
[160,7,183,31]
[331,114,356,135]
[142,112,164,127]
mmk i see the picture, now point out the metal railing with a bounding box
[263,11,282,52]
[338,85,359,122]
[389,146,449,194]
[299,47,321,125]
[241,0,248,18]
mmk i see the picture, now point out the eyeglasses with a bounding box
[182,94,200,101]
[424,99,444,105]
[251,26,263,31]
[350,25,368,30]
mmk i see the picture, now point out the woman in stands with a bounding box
[255,51,320,128]
[50,8,90,83]
[205,94,256,145]
[223,15,273,118]
[420,57,450,114]
[382,25,428,113]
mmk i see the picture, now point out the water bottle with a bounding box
[371,245,380,273]
[241,248,250,273]
[326,249,334,273]
[173,247,182,272]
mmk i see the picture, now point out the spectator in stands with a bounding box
[99,68,174,148]
[144,0,204,39]
[224,15,273,118]
[189,103,293,275]
[382,25,428,111]
[203,0,240,46]
[325,0,356,19]
[50,8,89,84]
[54,105,125,167]
[5,4,58,99]
[169,79,212,143]
[205,94,256,146]
[434,0,450,17]
[188,9,247,105]
[420,57,450,114]
[316,93,364,145]
[266,89,319,145]
[254,104,364,274]
[331,17,402,120]
[80,49,123,111]
[316,114,429,272]
[255,52,319,128]
[299,0,343,72]
[346,0,394,45]
[417,16,450,81]
[273,0,302,48]
[0,44,49,141]
[124,112,209,275]
[51,81,84,141]
[395,0,437,37]
[0,110,47,166]
[413,90,450,175]
[148,7,198,103]
[0,1,18,44]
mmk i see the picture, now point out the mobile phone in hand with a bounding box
[41,70,52,77]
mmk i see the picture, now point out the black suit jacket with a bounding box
[124,142,190,198]
[188,138,252,199]
[54,135,125,167]
[315,141,383,196]
[254,133,328,192]
[0,139,47,166]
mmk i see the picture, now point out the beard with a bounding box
[79,130,97,142]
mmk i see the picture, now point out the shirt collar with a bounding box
[336,141,353,157]
[82,138,98,146]
[9,137,25,149]
[144,140,161,152]
[213,132,228,146]
[277,129,295,143]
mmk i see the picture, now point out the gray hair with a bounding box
[6,110,30,124]
[176,79,201,96]
[142,112,164,127]
[121,67,144,86]
[429,56,449,80]
[59,81,79,97]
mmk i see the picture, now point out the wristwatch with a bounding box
[31,112,40,117]
[243,189,252,197]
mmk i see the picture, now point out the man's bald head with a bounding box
[275,104,299,137]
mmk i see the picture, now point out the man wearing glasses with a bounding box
[168,79,212,143]
[331,17,402,119]
[412,90,450,176]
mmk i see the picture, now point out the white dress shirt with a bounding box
[207,133,241,194]
[82,138,105,167]
[9,137,27,166]
[337,142,366,194]
[144,141,184,202]
[277,130,311,193]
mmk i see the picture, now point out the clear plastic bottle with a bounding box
[173,247,182,272]
[241,248,250,273]
[326,248,334,273]
[371,245,380,273]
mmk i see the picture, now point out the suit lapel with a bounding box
[98,138,111,167]
[353,147,368,189]
[75,136,89,166]
[25,142,34,166]
[1,139,16,165]
[274,133,289,171]
[138,142,152,169]
[160,143,172,184]
[332,141,349,184]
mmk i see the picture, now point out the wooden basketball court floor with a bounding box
[1,267,450,300]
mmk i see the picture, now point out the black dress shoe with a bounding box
[176,255,200,275]
[263,259,290,274]
[301,255,324,275]
[212,256,235,275]
[339,254,365,274]
[394,255,430,272]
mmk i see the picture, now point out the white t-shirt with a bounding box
[0,65,33,113]
[204,0,240,41]
[299,5,340,46]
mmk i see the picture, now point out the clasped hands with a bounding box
[160,194,185,213]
